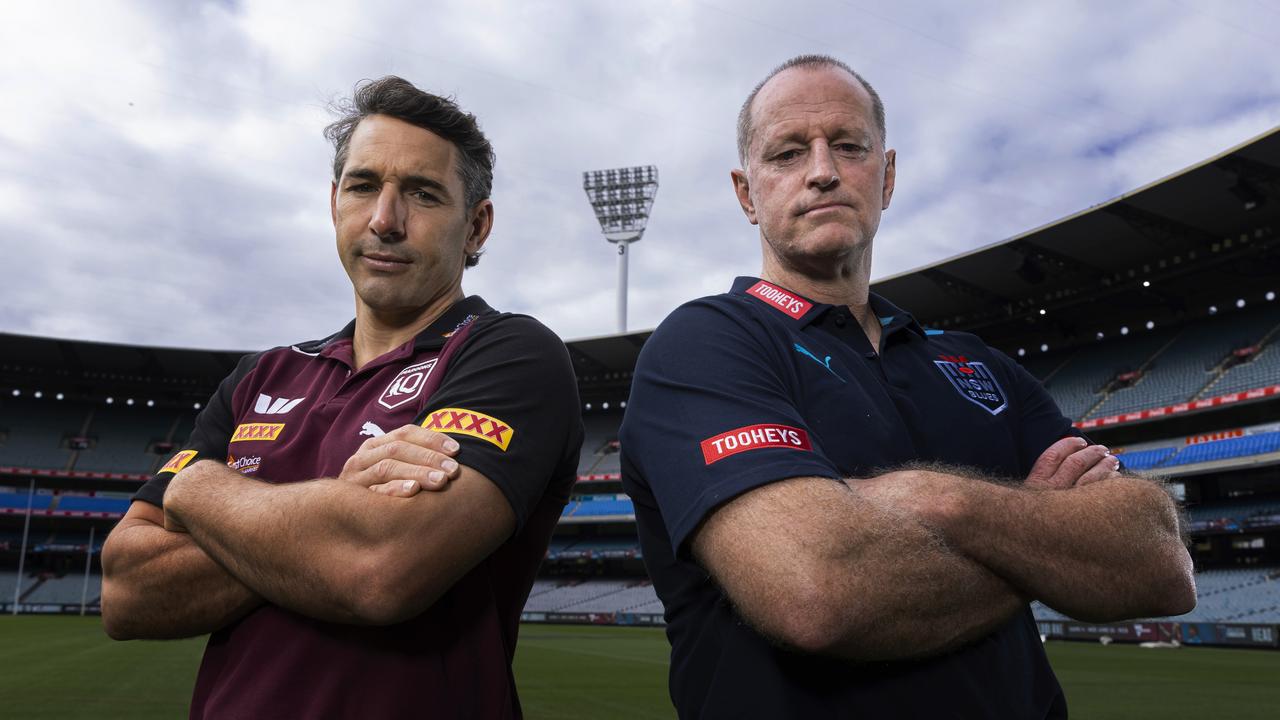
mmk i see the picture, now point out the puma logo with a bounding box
[360,421,385,438]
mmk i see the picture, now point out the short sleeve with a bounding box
[131,352,258,507]
[1000,351,1087,476]
[417,315,582,533]
[620,301,842,555]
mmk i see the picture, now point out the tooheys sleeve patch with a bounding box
[421,408,513,451]
[700,424,812,465]
[159,450,198,474]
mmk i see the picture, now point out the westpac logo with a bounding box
[230,423,285,443]
[933,356,1007,415]
[380,359,437,410]
[255,393,305,415]
[421,407,513,451]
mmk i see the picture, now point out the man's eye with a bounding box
[412,190,438,203]
[773,149,801,162]
[347,183,377,193]
[836,143,865,154]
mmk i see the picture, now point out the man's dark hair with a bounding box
[736,55,885,167]
[325,76,494,267]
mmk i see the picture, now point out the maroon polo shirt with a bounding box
[135,296,583,719]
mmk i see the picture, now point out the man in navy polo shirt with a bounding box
[101,77,582,719]
[620,55,1195,718]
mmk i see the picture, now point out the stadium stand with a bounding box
[1040,328,1177,421]
[0,398,80,470]
[577,412,624,475]
[1086,305,1280,419]
[20,573,100,605]
[1029,569,1280,624]
[72,405,177,474]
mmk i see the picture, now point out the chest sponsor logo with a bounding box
[230,422,285,443]
[421,407,513,451]
[745,280,812,319]
[360,421,386,438]
[700,423,812,465]
[226,454,261,475]
[254,393,305,415]
[380,359,438,410]
[933,355,1007,415]
[159,449,198,474]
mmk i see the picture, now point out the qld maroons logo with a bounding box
[933,355,1007,416]
[379,359,437,410]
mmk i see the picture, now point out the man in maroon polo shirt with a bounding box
[101,77,582,719]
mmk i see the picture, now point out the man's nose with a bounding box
[369,186,406,239]
[805,143,839,190]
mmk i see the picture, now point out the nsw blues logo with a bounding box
[933,355,1007,415]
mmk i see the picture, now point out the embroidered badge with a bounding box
[933,355,1007,415]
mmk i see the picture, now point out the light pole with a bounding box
[583,166,659,333]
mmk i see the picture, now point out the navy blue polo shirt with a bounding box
[620,277,1076,719]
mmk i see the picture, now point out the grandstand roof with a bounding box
[872,126,1280,353]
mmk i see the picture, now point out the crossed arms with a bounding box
[101,426,509,639]
[692,437,1196,662]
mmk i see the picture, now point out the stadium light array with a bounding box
[1040,343,1049,353]
[1096,332,1104,340]
[1209,305,1218,315]
[1120,326,1130,336]
[1142,280,1151,288]
[55,393,64,400]
[33,391,42,399]
[106,397,114,404]
[1268,291,1276,302]
[1017,348,1026,357]
[10,389,18,397]
[193,402,202,410]
[1146,320,1155,330]
[1237,298,1246,309]
[582,165,659,333]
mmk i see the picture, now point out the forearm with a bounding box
[164,460,512,626]
[166,462,389,624]
[817,504,1027,660]
[101,516,259,639]
[938,473,1195,621]
[697,478,1025,662]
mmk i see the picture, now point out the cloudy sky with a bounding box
[3,0,1279,351]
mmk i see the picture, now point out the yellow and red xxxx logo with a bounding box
[159,449,198,474]
[230,423,285,443]
[421,408,513,451]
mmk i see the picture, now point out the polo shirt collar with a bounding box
[731,276,926,339]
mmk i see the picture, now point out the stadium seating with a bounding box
[20,573,100,605]
[577,413,624,475]
[1034,568,1280,623]
[561,494,635,520]
[1115,431,1280,471]
[1207,341,1280,398]
[0,398,83,470]
[1040,328,1176,421]
[522,579,659,613]
[73,405,178,474]
[1088,307,1280,418]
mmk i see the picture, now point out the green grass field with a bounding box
[1,616,1277,718]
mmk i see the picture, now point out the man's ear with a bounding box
[881,149,896,210]
[464,199,495,258]
[731,168,758,225]
[330,181,339,226]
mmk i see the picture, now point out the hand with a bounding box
[1025,437,1120,491]
[339,424,462,498]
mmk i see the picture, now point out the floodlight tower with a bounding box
[583,165,659,333]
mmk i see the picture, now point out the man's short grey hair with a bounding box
[736,55,886,167]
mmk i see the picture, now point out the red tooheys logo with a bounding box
[700,423,812,465]
[746,281,812,319]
